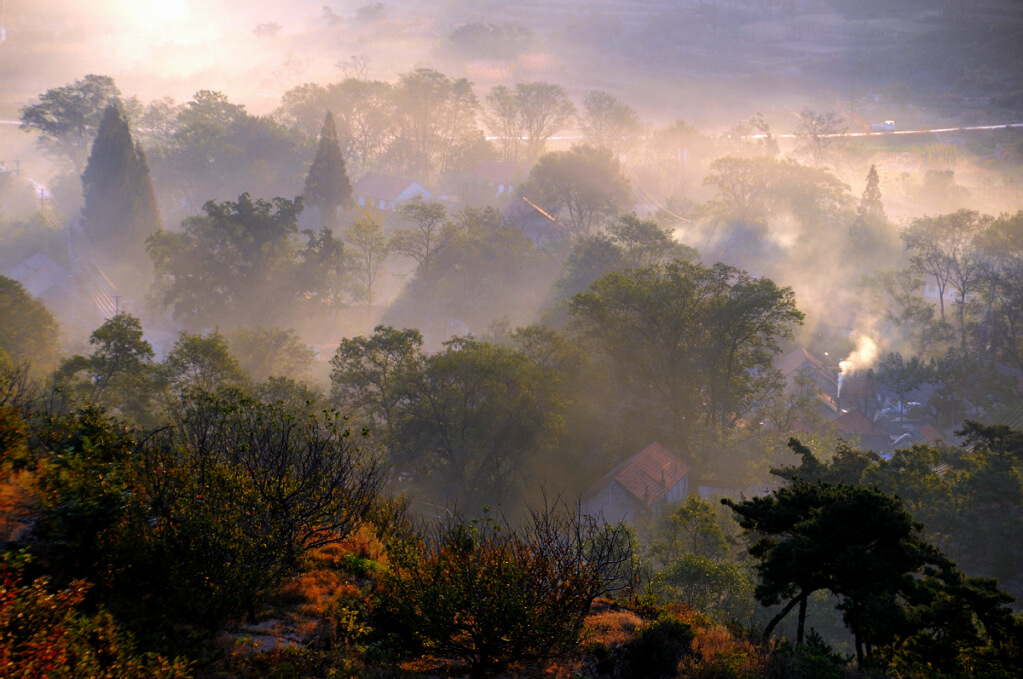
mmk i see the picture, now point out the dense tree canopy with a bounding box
[570,261,803,454]
[519,145,632,237]
[148,193,341,328]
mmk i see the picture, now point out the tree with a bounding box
[391,195,447,276]
[19,74,122,174]
[156,91,305,215]
[81,104,162,268]
[384,207,541,340]
[979,211,1023,374]
[580,91,642,158]
[902,210,990,347]
[389,69,480,180]
[0,276,61,370]
[394,337,563,508]
[553,214,697,300]
[726,453,1019,671]
[652,556,756,623]
[54,313,155,419]
[377,503,635,678]
[329,325,425,445]
[345,209,390,308]
[322,79,395,178]
[148,193,303,328]
[294,225,354,312]
[516,82,577,164]
[702,156,776,225]
[481,85,523,164]
[518,145,631,237]
[570,261,802,453]
[30,393,383,634]
[227,326,315,383]
[724,483,928,646]
[849,165,891,257]
[794,107,846,167]
[859,270,951,356]
[159,329,248,399]
[873,352,930,426]
[129,391,382,625]
[649,496,731,564]
[302,112,353,228]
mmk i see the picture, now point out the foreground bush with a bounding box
[0,557,191,679]
[376,504,635,677]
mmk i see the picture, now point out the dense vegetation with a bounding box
[3,38,1023,676]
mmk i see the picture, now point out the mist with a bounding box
[3,0,1023,654]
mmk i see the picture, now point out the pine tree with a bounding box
[81,104,162,264]
[303,112,353,229]
[857,164,886,226]
[849,164,889,256]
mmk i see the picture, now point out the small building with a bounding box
[776,346,839,417]
[353,172,431,211]
[834,410,900,454]
[581,442,690,524]
[9,253,73,304]
[471,161,517,197]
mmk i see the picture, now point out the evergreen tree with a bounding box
[858,165,886,225]
[849,164,889,256]
[303,112,353,228]
[81,104,162,266]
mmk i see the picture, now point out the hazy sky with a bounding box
[3,1,380,111]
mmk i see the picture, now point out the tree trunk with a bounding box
[796,594,807,644]
[761,593,803,642]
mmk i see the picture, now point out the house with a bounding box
[353,172,431,211]
[873,381,937,424]
[834,410,900,455]
[471,161,517,197]
[580,442,690,524]
[776,347,839,417]
[9,253,74,307]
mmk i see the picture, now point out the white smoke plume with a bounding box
[837,335,878,399]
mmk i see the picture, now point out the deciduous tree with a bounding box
[581,91,642,158]
[19,74,122,174]
[519,145,631,237]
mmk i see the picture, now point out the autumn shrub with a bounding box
[0,556,191,679]
[375,505,635,678]
[681,623,765,679]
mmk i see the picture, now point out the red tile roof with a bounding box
[919,425,943,444]
[353,172,422,202]
[611,442,690,505]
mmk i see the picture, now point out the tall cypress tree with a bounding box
[303,112,353,229]
[81,104,162,265]
[849,164,889,256]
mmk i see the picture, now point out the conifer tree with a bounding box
[849,164,889,256]
[857,164,886,226]
[81,104,162,265]
[303,112,353,228]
